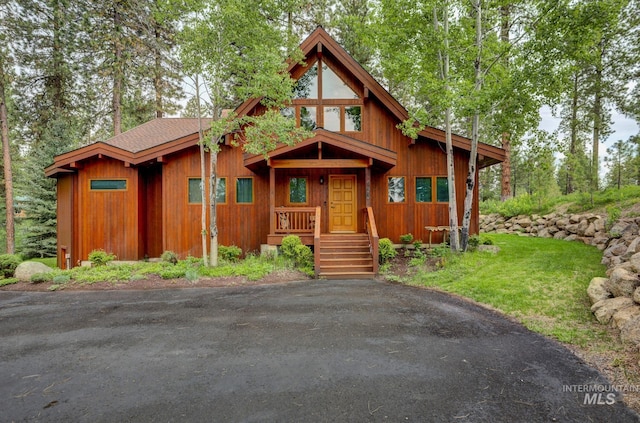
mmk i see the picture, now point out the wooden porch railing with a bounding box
[273,207,317,234]
[364,206,379,275]
[313,206,321,278]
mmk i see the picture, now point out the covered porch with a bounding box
[244,130,397,277]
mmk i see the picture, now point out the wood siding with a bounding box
[56,174,74,268]
[76,158,140,262]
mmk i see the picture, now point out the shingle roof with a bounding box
[102,118,211,153]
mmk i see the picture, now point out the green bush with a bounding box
[52,274,71,284]
[159,267,186,279]
[185,268,200,281]
[30,273,52,284]
[219,245,242,262]
[293,244,313,267]
[281,235,303,260]
[378,238,397,264]
[0,254,21,278]
[161,250,179,265]
[88,249,116,266]
[399,233,414,245]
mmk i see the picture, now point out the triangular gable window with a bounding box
[322,63,358,99]
[293,61,359,100]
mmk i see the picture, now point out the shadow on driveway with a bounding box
[1,279,638,422]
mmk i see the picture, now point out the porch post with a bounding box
[365,166,371,208]
[269,166,275,235]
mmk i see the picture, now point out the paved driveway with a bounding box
[1,279,638,422]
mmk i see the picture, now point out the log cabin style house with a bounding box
[46,27,505,278]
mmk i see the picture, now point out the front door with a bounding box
[329,175,357,232]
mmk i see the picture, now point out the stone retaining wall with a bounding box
[481,213,640,348]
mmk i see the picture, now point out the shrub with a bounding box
[52,274,71,284]
[293,244,313,268]
[30,273,52,284]
[219,245,242,262]
[281,235,303,260]
[399,233,414,245]
[159,267,185,279]
[0,254,21,278]
[161,250,179,265]
[378,238,397,264]
[185,268,200,281]
[88,249,116,266]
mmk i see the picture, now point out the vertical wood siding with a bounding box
[76,158,140,262]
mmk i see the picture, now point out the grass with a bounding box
[407,234,613,348]
[31,257,57,268]
[480,185,640,217]
[28,253,299,286]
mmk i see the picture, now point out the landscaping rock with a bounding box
[591,297,636,325]
[606,267,640,297]
[612,305,640,329]
[620,316,640,345]
[587,277,611,305]
[15,261,52,282]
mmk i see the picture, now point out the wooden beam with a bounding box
[317,42,323,58]
[124,162,131,168]
[70,162,82,169]
[270,158,369,169]
[318,142,322,160]
[157,156,164,163]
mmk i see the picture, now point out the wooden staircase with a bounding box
[316,233,375,279]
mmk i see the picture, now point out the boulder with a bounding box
[591,297,636,325]
[629,252,640,273]
[612,305,640,329]
[594,218,606,233]
[627,238,640,255]
[635,286,640,304]
[587,277,612,304]
[14,261,52,282]
[584,222,596,237]
[553,231,568,240]
[620,315,640,346]
[606,267,640,297]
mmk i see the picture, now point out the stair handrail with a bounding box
[364,207,379,274]
[313,206,321,278]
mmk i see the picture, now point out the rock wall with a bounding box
[481,213,640,348]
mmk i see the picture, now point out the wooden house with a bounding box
[46,27,505,277]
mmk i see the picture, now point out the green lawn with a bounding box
[409,234,613,347]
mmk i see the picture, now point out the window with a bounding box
[90,179,127,191]
[345,106,362,131]
[236,178,253,204]
[216,178,227,203]
[388,177,405,203]
[188,178,203,203]
[324,107,340,131]
[188,177,226,204]
[436,177,449,202]
[322,63,359,99]
[416,177,433,202]
[289,177,307,204]
[290,59,363,132]
[293,62,319,99]
[300,106,317,130]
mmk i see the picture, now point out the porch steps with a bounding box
[317,233,375,279]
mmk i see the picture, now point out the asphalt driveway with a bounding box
[1,279,638,422]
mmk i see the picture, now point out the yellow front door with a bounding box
[329,175,357,232]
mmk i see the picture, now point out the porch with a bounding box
[267,206,379,278]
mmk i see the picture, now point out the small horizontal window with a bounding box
[90,179,127,190]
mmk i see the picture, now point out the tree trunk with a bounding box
[0,68,15,254]
[461,0,482,252]
[154,26,163,119]
[112,3,123,135]
[592,40,604,193]
[209,149,219,267]
[499,4,512,201]
[195,75,208,266]
[567,72,579,194]
[441,2,459,252]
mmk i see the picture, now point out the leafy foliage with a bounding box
[161,251,179,265]
[378,238,397,264]
[0,254,21,278]
[88,249,116,267]
[219,245,242,262]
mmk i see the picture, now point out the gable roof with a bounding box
[45,118,211,177]
[235,27,504,168]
